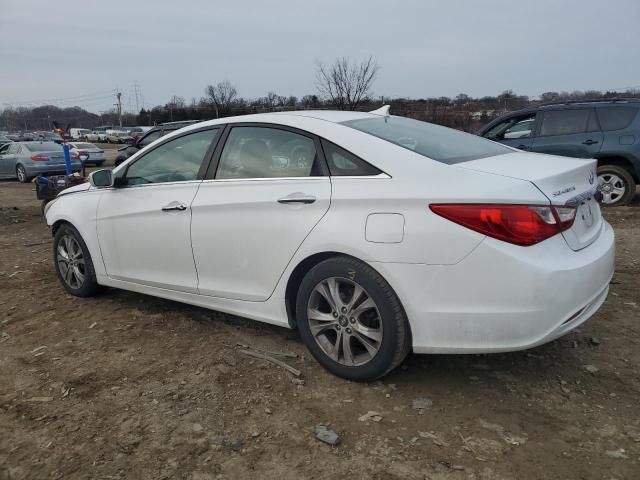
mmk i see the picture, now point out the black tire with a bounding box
[94,161,105,167]
[53,223,102,297]
[41,199,49,216]
[296,256,411,381]
[16,164,29,183]
[597,164,636,206]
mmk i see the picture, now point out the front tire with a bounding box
[53,224,101,297]
[16,164,29,183]
[296,256,411,380]
[597,165,636,206]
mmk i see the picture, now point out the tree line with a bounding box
[1,57,638,133]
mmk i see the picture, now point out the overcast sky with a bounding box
[1,0,639,113]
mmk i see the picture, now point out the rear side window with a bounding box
[215,126,322,179]
[321,139,382,176]
[539,110,590,136]
[596,107,638,131]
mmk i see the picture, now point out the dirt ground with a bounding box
[1,173,639,480]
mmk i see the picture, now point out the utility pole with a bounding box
[133,82,140,113]
[114,91,123,127]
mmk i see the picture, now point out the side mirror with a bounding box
[89,169,114,188]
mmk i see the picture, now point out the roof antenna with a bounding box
[369,105,390,117]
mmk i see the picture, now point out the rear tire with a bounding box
[597,165,636,206]
[296,256,411,380]
[53,224,101,297]
[16,164,29,183]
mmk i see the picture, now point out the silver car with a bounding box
[0,141,82,182]
[68,142,106,166]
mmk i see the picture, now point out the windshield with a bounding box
[342,116,512,164]
[24,142,62,152]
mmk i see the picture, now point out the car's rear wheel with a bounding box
[53,224,101,297]
[296,256,410,380]
[16,164,29,183]
[597,165,636,206]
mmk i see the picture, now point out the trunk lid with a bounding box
[458,151,601,251]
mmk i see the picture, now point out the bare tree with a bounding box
[315,56,379,110]
[205,80,238,118]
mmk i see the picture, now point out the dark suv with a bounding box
[114,120,200,166]
[478,99,640,206]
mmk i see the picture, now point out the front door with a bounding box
[96,128,220,292]
[481,112,538,151]
[531,108,603,158]
[191,125,331,301]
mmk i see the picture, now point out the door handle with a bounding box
[582,139,599,145]
[161,201,188,212]
[277,194,316,205]
[517,144,530,150]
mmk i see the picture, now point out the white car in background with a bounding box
[67,142,106,166]
[44,108,614,380]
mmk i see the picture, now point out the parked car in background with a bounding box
[69,128,93,140]
[114,120,199,166]
[45,109,613,380]
[0,141,82,182]
[106,131,134,144]
[34,131,64,143]
[68,142,105,166]
[478,99,640,206]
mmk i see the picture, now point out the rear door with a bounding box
[191,124,331,301]
[531,108,603,158]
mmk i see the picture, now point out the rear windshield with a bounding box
[342,116,512,164]
[24,142,62,152]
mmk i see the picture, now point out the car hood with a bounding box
[57,182,91,197]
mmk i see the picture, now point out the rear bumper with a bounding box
[371,220,615,353]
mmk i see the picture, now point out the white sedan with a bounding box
[68,142,106,166]
[44,108,615,380]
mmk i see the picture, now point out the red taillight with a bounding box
[429,204,577,246]
[31,154,49,161]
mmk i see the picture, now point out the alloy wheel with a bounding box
[57,234,86,289]
[598,173,626,205]
[16,165,26,182]
[307,277,383,367]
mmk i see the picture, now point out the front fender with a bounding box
[46,190,106,277]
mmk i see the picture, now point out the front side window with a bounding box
[484,113,537,140]
[215,127,321,179]
[125,129,218,185]
[539,109,590,136]
[343,116,511,164]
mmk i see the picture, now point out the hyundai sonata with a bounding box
[44,107,615,380]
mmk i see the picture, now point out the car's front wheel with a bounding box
[597,165,636,206]
[296,256,410,380]
[53,224,101,297]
